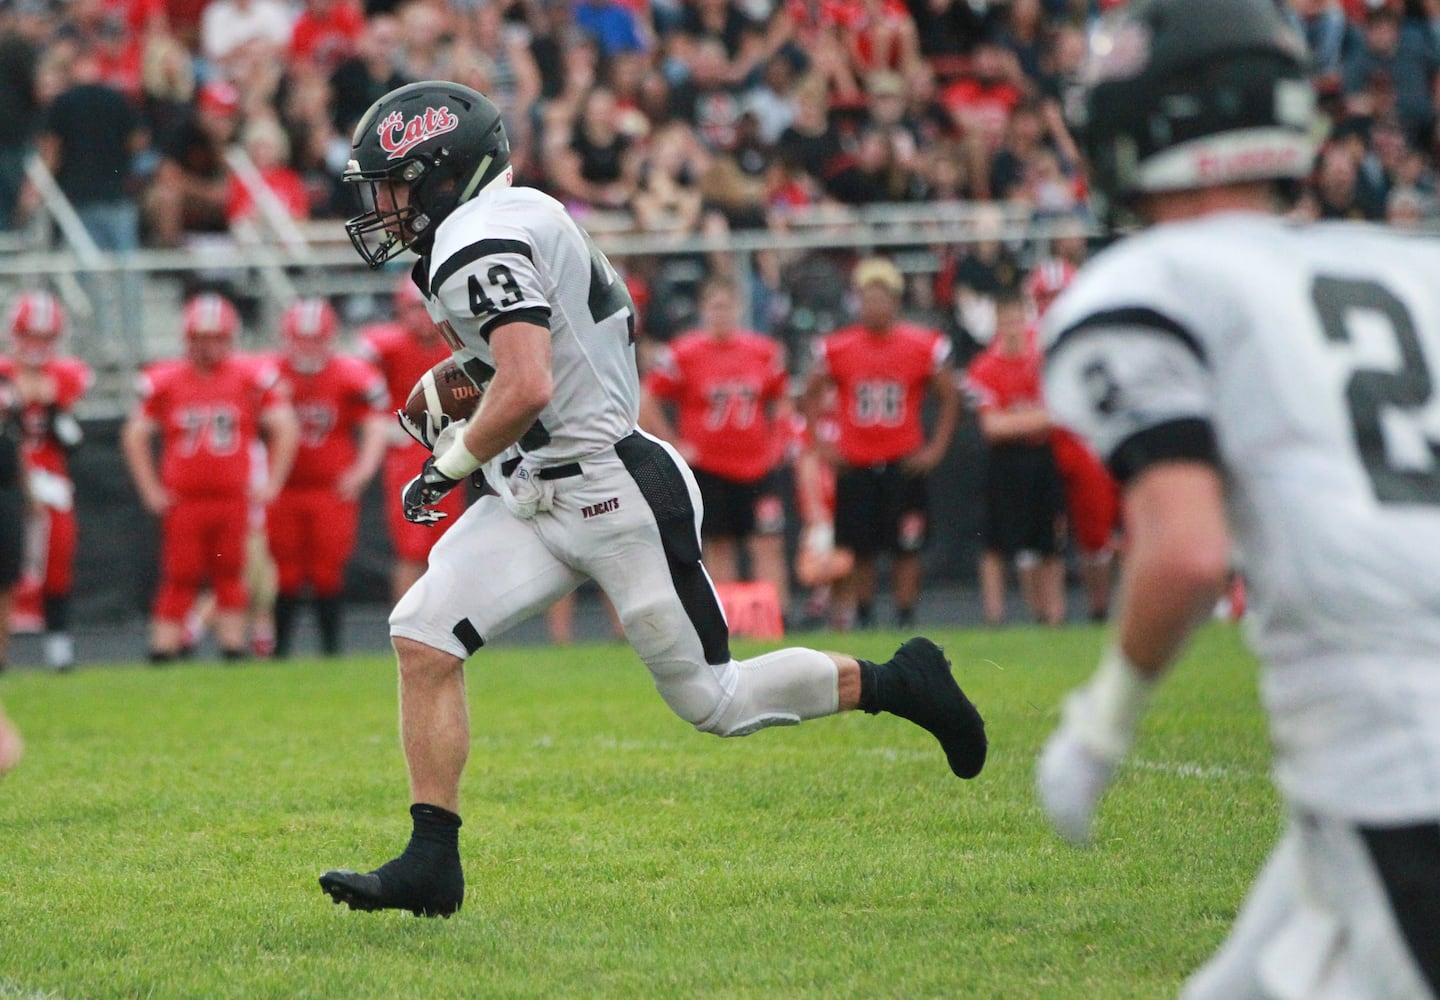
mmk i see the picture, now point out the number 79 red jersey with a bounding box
[136,355,289,498]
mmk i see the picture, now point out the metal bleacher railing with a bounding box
[0,153,1094,419]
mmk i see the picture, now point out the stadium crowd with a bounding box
[0,0,1439,662]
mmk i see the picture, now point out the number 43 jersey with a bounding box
[416,183,639,466]
[1042,212,1440,822]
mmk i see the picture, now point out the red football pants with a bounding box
[267,486,358,596]
[154,494,249,620]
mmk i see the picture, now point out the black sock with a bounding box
[407,803,462,853]
[315,595,342,655]
[856,602,874,629]
[896,606,915,629]
[857,659,885,715]
[273,593,300,658]
[221,647,245,663]
[149,650,174,665]
[43,594,70,632]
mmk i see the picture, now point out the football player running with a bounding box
[318,81,987,918]
[1035,1,1440,997]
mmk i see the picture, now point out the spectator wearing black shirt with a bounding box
[669,37,746,153]
[672,0,766,83]
[29,47,147,354]
[329,14,409,137]
[144,80,241,246]
[0,8,41,230]
[549,86,638,210]
[775,76,845,187]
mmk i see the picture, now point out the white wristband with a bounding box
[1063,644,1157,762]
[434,432,483,480]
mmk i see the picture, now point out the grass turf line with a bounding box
[0,625,1274,999]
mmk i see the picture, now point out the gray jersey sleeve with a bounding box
[1043,237,1222,482]
[430,236,552,342]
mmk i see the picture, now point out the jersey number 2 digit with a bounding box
[1313,275,1440,505]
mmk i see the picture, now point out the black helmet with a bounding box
[343,80,512,268]
[1074,0,1317,207]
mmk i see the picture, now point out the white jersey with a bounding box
[1043,212,1440,821]
[419,183,640,466]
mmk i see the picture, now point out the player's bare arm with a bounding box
[120,412,169,515]
[256,402,300,506]
[977,404,1051,446]
[1113,461,1230,673]
[337,411,390,501]
[433,321,552,480]
[903,367,962,474]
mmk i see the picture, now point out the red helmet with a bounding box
[8,290,66,366]
[281,297,339,373]
[1025,259,1077,316]
[182,293,240,365]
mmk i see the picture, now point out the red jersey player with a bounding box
[0,291,91,670]
[267,297,389,657]
[121,292,299,662]
[965,285,1066,626]
[640,276,794,615]
[357,276,462,602]
[802,257,960,630]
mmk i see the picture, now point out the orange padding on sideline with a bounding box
[715,581,785,640]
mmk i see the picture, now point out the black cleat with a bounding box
[881,637,988,779]
[319,854,464,918]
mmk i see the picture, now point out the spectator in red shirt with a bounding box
[356,276,464,603]
[802,257,960,630]
[641,275,795,616]
[121,293,299,661]
[267,298,389,657]
[226,114,310,227]
[0,291,91,671]
[289,0,365,71]
[963,283,1065,626]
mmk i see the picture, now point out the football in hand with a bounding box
[403,358,484,447]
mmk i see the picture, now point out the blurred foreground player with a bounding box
[122,293,299,661]
[1035,2,1440,996]
[269,298,389,656]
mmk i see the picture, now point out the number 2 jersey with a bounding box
[1042,213,1440,822]
[414,182,639,466]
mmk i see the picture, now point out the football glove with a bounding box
[401,456,462,525]
[396,408,451,451]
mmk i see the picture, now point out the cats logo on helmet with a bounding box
[342,81,512,269]
[377,106,460,161]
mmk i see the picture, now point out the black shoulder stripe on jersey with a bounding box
[1048,307,1208,367]
[411,256,430,297]
[431,238,535,294]
[1108,417,1220,485]
[478,306,552,343]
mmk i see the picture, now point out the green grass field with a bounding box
[0,624,1277,999]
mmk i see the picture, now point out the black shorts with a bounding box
[981,442,1065,557]
[834,462,929,557]
[0,488,23,588]
[692,467,786,539]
